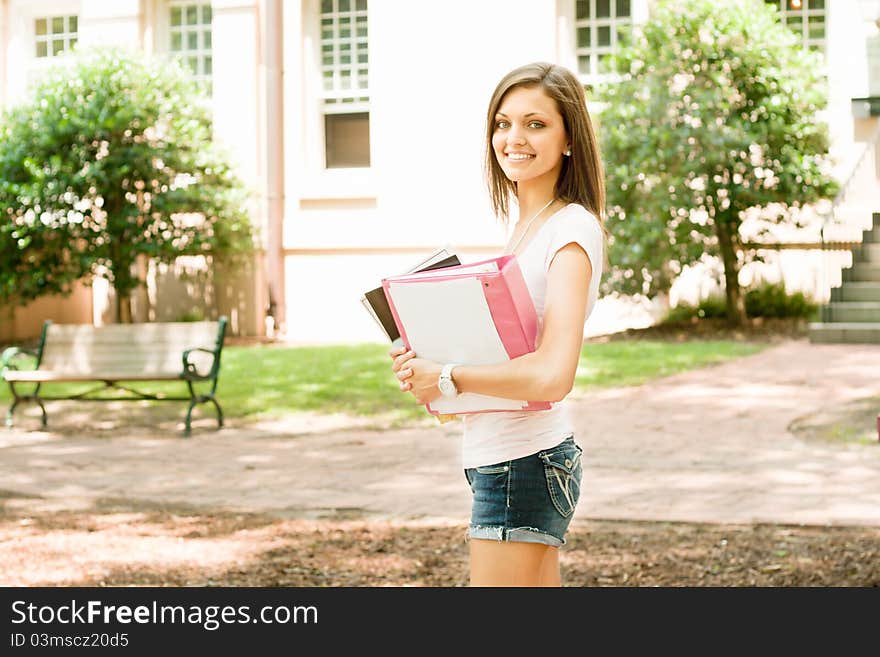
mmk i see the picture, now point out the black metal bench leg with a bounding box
[37,399,48,428]
[210,397,224,428]
[6,400,18,428]
[184,399,197,438]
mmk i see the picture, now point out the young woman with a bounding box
[390,62,606,587]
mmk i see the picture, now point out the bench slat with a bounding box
[3,371,184,383]
[34,322,219,377]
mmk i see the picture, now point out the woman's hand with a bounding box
[389,345,415,392]
[388,346,443,404]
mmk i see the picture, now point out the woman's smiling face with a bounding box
[492,85,569,186]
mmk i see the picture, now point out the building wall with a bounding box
[3,1,880,343]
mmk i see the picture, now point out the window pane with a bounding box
[202,5,212,23]
[36,41,48,57]
[577,26,591,48]
[576,0,588,20]
[325,112,370,168]
[52,17,64,33]
[186,6,198,25]
[341,53,351,64]
[187,56,199,74]
[340,27,350,38]
[808,17,824,39]
[171,32,183,51]
[786,15,803,32]
[340,16,351,28]
[35,19,47,35]
[171,8,182,26]
[204,56,212,75]
[597,0,611,18]
[616,0,630,17]
[357,51,368,63]
[68,16,78,33]
[598,53,613,74]
[322,0,333,13]
[52,39,64,55]
[323,55,334,66]
[339,0,350,11]
[356,25,367,37]
[356,0,367,10]
[598,25,611,47]
[322,26,333,39]
[69,37,77,50]
[808,0,824,8]
[578,54,591,74]
[204,29,212,49]
[188,31,198,50]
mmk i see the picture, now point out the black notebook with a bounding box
[361,247,461,343]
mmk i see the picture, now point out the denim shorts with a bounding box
[463,436,583,548]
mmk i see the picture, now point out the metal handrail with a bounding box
[819,123,880,246]
[818,123,880,314]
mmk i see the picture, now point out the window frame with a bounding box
[572,0,633,87]
[164,0,214,89]
[318,0,371,169]
[763,0,827,54]
[33,13,78,59]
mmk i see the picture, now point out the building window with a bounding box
[574,0,632,79]
[35,15,78,58]
[764,0,826,53]
[169,2,213,87]
[320,0,370,168]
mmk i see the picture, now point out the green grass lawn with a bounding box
[0,340,766,427]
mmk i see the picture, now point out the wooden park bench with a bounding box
[1,317,227,437]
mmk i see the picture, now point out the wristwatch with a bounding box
[438,363,460,398]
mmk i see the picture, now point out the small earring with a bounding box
[564,149,571,156]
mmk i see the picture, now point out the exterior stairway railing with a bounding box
[818,123,880,322]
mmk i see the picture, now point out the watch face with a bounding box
[439,377,455,396]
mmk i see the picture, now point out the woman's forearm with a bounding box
[451,349,573,403]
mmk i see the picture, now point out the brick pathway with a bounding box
[2,339,879,527]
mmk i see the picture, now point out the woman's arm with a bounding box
[391,242,592,405]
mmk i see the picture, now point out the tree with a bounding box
[0,47,254,322]
[596,0,838,325]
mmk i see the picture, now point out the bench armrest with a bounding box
[1,347,39,373]
[182,347,220,380]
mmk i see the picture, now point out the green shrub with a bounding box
[664,295,727,323]
[664,283,818,322]
[745,282,818,319]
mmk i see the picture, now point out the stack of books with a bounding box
[361,247,550,418]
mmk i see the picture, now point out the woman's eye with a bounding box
[528,121,544,129]
[495,120,510,129]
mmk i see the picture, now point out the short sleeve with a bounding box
[543,206,604,280]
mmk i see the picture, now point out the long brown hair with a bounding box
[484,62,606,229]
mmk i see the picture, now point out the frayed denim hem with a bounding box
[468,524,564,547]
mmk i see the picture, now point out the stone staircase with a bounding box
[810,212,880,343]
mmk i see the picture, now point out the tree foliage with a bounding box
[0,47,254,320]
[596,0,838,324]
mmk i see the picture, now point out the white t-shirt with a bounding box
[461,203,604,469]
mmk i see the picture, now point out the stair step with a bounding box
[809,322,880,343]
[824,301,880,322]
[855,243,880,261]
[832,282,880,302]
[843,262,880,282]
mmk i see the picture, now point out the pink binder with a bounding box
[382,255,552,416]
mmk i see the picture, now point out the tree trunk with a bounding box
[116,292,133,324]
[715,211,747,326]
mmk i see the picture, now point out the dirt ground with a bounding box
[2,496,878,587]
[3,318,879,587]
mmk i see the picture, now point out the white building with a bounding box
[1,0,879,343]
